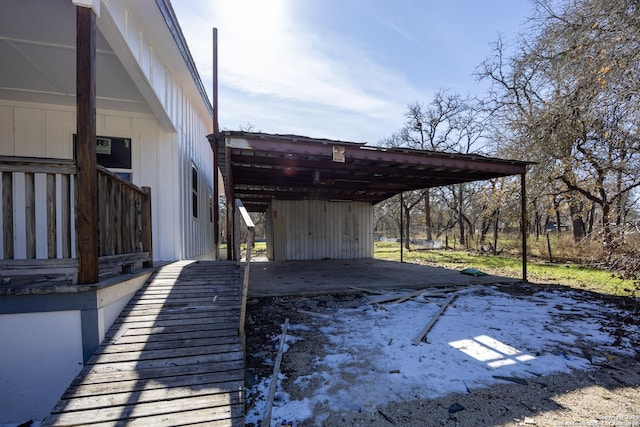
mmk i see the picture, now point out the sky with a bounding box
[172,1,535,145]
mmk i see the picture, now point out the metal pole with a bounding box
[212,28,220,260]
[521,173,528,281]
[400,192,404,263]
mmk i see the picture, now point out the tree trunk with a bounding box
[479,212,491,247]
[457,186,465,246]
[601,202,615,249]
[587,202,596,236]
[424,190,432,241]
[569,202,586,242]
[404,207,411,250]
[493,209,500,255]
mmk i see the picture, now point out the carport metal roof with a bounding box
[209,131,530,213]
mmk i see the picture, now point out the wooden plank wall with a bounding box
[270,200,374,260]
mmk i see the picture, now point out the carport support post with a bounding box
[225,144,235,261]
[400,192,404,263]
[209,135,220,260]
[521,172,528,281]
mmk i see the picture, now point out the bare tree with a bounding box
[478,0,640,250]
[379,91,488,246]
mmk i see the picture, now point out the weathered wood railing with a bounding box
[97,166,152,273]
[235,198,255,341]
[0,156,152,285]
[1,156,77,281]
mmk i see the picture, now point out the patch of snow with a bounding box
[288,323,312,332]
[247,286,639,426]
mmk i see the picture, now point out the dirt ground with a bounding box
[244,283,640,427]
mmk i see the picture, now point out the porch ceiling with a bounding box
[212,131,531,212]
[0,0,150,114]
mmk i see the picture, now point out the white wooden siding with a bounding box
[0,100,214,262]
[0,1,215,262]
[100,0,211,132]
[269,200,373,260]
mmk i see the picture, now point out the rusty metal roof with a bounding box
[209,131,530,212]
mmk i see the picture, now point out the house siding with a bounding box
[0,100,213,261]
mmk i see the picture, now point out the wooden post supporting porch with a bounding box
[75,3,99,284]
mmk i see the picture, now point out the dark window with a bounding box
[95,137,132,169]
[73,134,132,180]
[192,165,198,218]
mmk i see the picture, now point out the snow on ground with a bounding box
[246,285,639,426]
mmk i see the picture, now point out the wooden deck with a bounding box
[42,260,245,427]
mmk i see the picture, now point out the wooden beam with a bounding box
[412,293,457,345]
[262,318,289,427]
[76,5,99,284]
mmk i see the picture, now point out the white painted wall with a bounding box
[0,271,150,425]
[97,0,216,259]
[0,311,83,423]
[269,200,374,261]
[0,100,214,261]
[97,271,152,341]
[1,0,216,262]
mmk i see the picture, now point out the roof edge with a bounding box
[155,0,213,117]
[215,131,534,166]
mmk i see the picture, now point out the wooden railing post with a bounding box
[235,199,255,343]
[25,173,36,259]
[2,172,13,259]
[141,186,153,268]
[46,173,57,258]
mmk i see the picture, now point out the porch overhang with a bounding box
[209,131,531,212]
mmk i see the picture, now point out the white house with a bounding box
[0,0,217,422]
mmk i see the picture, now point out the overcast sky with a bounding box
[172,1,534,145]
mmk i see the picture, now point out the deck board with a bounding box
[43,260,245,427]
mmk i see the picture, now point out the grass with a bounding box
[232,240,637,297]
[237,241,267,258]
[374,241,639,297]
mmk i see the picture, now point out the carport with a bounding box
[207,131,531,279]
